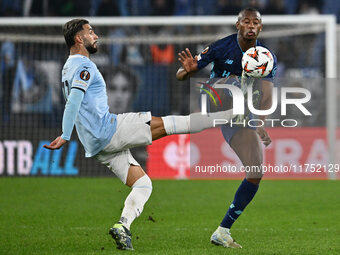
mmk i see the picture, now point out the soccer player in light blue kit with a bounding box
[44,19,238,251]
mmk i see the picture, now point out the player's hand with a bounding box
[178,48,198,73]
[256,127,271,146]
[43,136,68,150]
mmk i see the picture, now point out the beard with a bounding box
[84,40,98,54]
[86,43,97,54]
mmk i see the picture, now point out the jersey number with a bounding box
[62,80,70,101]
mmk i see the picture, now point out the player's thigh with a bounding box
[95,149,143,185]
[230,128,263,179]
[230,128,262,166]
[106,112,152,152]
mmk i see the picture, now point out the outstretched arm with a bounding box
[176,48,198,81]
[44,88,84,150]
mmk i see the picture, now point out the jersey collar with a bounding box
[69,54,88,59]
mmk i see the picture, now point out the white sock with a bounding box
[161,109,234,135]
[119,175,152,230]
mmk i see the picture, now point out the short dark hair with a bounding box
[63,19,89,49]
[238,7,261,21]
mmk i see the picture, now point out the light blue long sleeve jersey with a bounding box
[61,54,117,157]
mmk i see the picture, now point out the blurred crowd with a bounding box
[1,0,340,22]
[0,0,334,130]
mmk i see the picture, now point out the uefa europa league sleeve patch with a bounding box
[201,46,209,54]
[80,70,90,81]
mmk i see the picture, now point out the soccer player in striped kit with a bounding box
[177,7,277,248]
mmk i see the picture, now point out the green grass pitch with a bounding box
[1,178,339,255]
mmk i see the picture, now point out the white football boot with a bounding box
[210,226,242,248]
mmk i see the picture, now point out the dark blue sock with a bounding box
[220,178,259,229]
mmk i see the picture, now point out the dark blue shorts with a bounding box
[200,78,257,144]
[221,125,256,144]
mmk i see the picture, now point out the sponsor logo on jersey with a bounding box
[80,70,90,81]
[225,59,233,64]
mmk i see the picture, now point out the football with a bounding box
[241,46,274,78]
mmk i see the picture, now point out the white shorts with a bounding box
[95,112,152,183]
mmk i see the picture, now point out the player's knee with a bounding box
[245,163,264,183]
[246,177,262,185]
